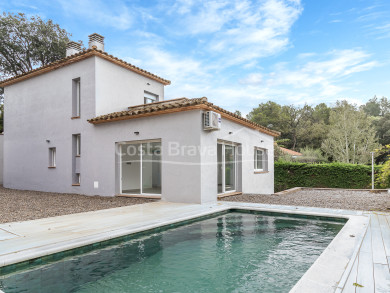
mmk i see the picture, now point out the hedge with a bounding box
[274,161,382,192]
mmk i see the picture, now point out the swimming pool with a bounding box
[0,210,345,293]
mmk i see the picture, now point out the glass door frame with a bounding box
[217,141,238,195]
[119,139,161,196]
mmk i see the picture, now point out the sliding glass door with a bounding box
[217,142,237,194]
[120,141,161,195]
[224,145,236,192]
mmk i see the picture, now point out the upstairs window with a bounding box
[72,78,81,117]
[254,148,267,172]
[144,91,158,104]
[49,147,56,168]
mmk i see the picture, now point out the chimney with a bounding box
[88,33,104,51]
[66,41,82,57]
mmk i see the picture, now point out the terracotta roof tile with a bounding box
[88,97,280,137]
[0,48,170,87]
[279,147,302,156]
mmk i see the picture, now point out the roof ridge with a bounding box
[0,47,170,87]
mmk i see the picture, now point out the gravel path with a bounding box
[0,186,156,223]
[222,189,390,212]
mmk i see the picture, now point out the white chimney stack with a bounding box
[66,41,82,57]
[88,33,104,51]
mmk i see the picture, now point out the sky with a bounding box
[2,0,390,114]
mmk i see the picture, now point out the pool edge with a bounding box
[0,202,368,293]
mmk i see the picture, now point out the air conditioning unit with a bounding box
[204,111,221,130]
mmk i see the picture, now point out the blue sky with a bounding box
[2,0,390,114]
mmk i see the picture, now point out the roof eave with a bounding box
[88,104,280,137]
[0,49,170,87]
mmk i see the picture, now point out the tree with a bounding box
[321,100,379,164]
[360,96,390,117]
[247,101,288,132]
[0,12,71,77]
[233,110,242,117]
[280,104,309,150]
[313,103,330,124]
[248,101,330,150]
[295,103,330,149]
[247,102,306,149]
[0,12,71,131]
[374,113,390,145]
[361,96,381,116]
[380,96,390,116]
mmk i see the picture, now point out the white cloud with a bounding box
[48,0,380,114]
[56,0,133,30]
[239,73,263,85]
[237,49,379,106]
[125,43,379,115]
[164,0,303,66]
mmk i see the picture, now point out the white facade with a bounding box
[1,42,276,204]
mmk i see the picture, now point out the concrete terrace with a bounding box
[0,201,389,292]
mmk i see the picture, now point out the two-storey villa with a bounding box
[0,33,279,204]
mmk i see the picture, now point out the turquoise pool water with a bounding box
[0,211,344,293]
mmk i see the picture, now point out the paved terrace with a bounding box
[0,201,389,292]
[338,212,390,293]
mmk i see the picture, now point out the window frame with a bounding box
[72,78,81,118]
[254,147,266,172]
[49,147,56,168]
[76,80,80,116]
[144,91,158,104]
[118,140,162,196]
[76,134,81,156]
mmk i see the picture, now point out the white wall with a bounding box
[3,55,169,198]
[0,134,3,184]
[4,57,96,194]
[95,58,165,116]
[200,113,275,203]
[87,110,203,203]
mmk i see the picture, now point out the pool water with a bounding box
[0,211,344,293]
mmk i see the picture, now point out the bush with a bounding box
[274,161,382,192]
[275,146,328,163]
[296,147,328,163]
[376,158,390,188]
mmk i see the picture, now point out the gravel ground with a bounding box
[222,189,390,212]
[0,186,156,223]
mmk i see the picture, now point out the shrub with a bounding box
[296,147,327,163]
[274,161,382,192]
[275,146,328,163]
[376,157,390,188]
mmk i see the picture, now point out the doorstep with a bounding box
[217,191,242,199]
[117,194,161,199]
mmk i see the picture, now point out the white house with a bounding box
[0,33,279,204]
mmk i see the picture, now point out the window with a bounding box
[254,148,267,172]
[217,142,238,194]
[120,140,161,195]
[72,78,81,117]
[49,147,56,168]
[76,134,81,156]
[72,134,81,185]
[144,92,158,104]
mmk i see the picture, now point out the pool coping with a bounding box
[0,202,370,293]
